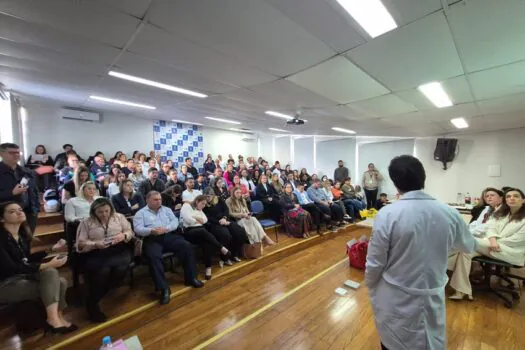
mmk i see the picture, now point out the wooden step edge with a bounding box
[47,225,359,350]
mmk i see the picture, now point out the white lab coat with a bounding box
[365,190,476,350]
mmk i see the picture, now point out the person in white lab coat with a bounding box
[448,188,525,300]
[365,155,476,350]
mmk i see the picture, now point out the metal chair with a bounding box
[251,200,279,242]
[472,256,525,308]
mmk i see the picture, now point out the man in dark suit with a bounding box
[286,173,298,192]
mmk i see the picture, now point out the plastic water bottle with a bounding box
[100,336,113,349]
[465,192,471,205]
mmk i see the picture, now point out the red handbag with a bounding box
[348,241,368,269]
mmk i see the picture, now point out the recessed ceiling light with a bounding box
[336,0,397,38]
[229,128,248,132]
[108,71,207,98]
[417,82,453,108]
[205,117,241,125]
[265,111,293,120]
[332,127,356,134]
[89,95,156,110]
[172,119,203,126]
[450,117,468,129]
[268,128,290,133]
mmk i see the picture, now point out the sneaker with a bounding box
[343,214,351,219]
[233,257,242,263]
[337,222,346,227]
[224,260,233,266]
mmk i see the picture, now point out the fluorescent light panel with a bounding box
[268,128,290,133]
[205,116,241,125]
[450,117,468,129]
[172,119,203,126]
[108,71,207,98]
[336,0,397,38]
[89,95,156,110]
[229,128,248,132]
[265,110,293,120]
[332,127,356,134]
[417,82,453,108]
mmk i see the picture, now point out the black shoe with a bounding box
[65,324,79,332]
[160,288,171,305]
[327,225,337,232]
[337,222,346,227]
[205,274,212,280]
[44,322,77,335]
[87,304,107,323]
[185,279,204,288]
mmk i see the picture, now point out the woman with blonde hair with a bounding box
[226,186,275,246]
[64,181,100,223]
[271,173,283,194]
[62,165,93,203]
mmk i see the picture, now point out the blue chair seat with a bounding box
[259,219,277,228]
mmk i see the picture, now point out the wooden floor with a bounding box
[2,226,525,349]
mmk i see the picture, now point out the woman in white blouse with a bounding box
[64,181,100,223]
[107,172,126,198]
[76,198,133,322]
[239,169,256,199]
[180,195,230,280]
[448,188,525,300]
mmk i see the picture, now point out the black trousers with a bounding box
[365,188,378,209]
[301,203,321,227]
[143,234,197,290]
[81,243,132,307]
[183,226,223,268]
[207,222,248,259]
[262,199,281,222]
[315,203,344,222]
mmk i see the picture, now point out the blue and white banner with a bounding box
[153,120,205,173]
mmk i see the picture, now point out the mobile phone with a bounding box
[19,177,29,187]
[104,237,113,245]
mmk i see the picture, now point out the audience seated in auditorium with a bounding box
[76,198,133,322]
[214,158,222,171]
[185,158,199,179]
[212,177,230,201]
[239,169,256,198]
[26,144,55,190]
[89,156,110,183]
[109,151,123,166]
[182,178,202,203]
[307,179,344,231]
[58,151,81,183]
[294,183,322,233]
[195,174,207,192]
[134,191,203,304]
[111,180,146,216]
[323,180,352,222]
[256,174,281,222]
[114,153,127,168]
[252,169,261,185]
[107,172,126,198]
[54,144,80,170]
[0,202,76,334]
[339,178,365,219]
[271,173,284,194]
[158,163,171,183]
[223,163,236,188]
[177,164,193,184]
[62,166,93,203]
[230,175,250,202]
[86,151,104,168]
[142,158,157,175]
[202,187,247,265]
[271,161,281,175]
[203,156,216,176]
[226,186,274,247]
[128,164,147,191]
[280,183,313,238]
[138,168,166,197]
[165,169,183,189]
[180,195,231,280]
[136,153,147,170]
[161,185,183,215]
[64,182,100,223]
[448,188,525,300]
[375,193,389,210]
[121,159,136,178]
[469,188,503,237]
[286,173,298,192]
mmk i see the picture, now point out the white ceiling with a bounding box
[1,0,525,137]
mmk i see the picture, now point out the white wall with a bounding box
[358,139,415,197]
[202,128,257,160]
[24,100,152,159]
[415,129,525,203]
[293,137,314,171]
[258,134,274,163]
[316,138,356,180]
[275,136,291,165]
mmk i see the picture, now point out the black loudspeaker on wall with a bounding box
[434,138,458,170]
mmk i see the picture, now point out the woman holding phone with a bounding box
[26,144,54,191]
[0,202,77,333]
[76,198,133,322]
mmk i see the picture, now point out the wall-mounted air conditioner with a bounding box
[61,108,101,122]
[241,134,257,142]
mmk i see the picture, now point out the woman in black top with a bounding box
[26,144,54,190]
[213,178,230,201]
[111,180,146,216]
[0,202,77,334]
[161,184,183,215]
[202,188,247,264]
[255,174,281,222]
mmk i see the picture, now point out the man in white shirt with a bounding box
[182,178,202,203]
[133,191,203,304]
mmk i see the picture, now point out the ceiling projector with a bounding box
[286,117,305,125]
